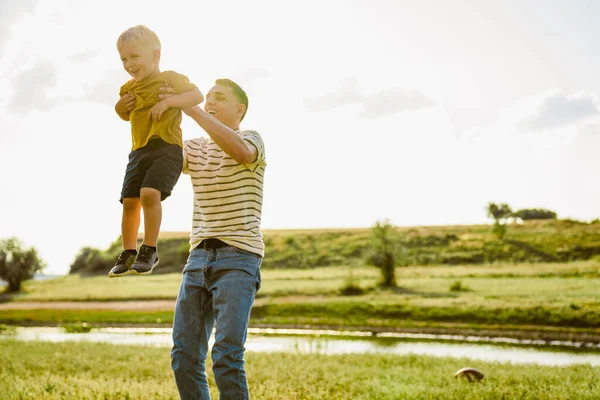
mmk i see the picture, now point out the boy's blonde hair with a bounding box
[117,25,161,51]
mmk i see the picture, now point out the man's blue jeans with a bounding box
[171,244,262,400]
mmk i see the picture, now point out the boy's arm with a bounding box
[115,92,136,121]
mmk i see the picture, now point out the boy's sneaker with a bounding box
[130,245,159,275]
[108,251,137,278]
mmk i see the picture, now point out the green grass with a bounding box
[10,261,600,302]
[1,340,598,399]
[6,273,182,301]
[67,219,600,275]
[3,262,600,335]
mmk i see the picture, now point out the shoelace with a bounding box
[136,247,154,263]
[117,252,133,264]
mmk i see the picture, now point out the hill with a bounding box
[67,219,600,275]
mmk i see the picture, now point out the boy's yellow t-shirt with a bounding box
[119,70,197,151]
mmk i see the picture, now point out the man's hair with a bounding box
[117,25,161,51]
[216,78,249,121]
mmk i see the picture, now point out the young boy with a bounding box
[108,25,204,278]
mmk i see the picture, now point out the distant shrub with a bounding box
[339,283,365,296]
[69,247,113,275]
[513,208,557,220]
[449,280,470,292]
[0,324,16,334]
[339,269,365,296]
[63,322,92,333]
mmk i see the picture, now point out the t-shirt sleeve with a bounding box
[119,80,134,97]
[167,72,198,94]
[183,138,206,175]
[241,130,266,171]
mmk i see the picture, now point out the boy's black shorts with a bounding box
[120,138,183,203]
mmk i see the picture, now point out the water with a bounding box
[4,326,600,367]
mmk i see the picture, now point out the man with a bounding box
[162,79,266,399]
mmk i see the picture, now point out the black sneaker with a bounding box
[108,251,136,278]
[130,245,159,275]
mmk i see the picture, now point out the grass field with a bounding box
[71,220,600,275]
[8,261,600,303]
[2,262,600,340]
[1,340,598,399]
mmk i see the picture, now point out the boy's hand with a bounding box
[148,100,170,122]
[115,92,136,114]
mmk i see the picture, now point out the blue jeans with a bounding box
[171,244,262,400]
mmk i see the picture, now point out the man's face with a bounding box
[204,84,245,128]
[118,42,158,81]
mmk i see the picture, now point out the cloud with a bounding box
[6,62,125,114]
[234,66,272,82]
[304,79,434,118]
[81,68,125,106]
[304,79,364,111]
[361,87,434,118]
[0,1,38,55]
[517,90,599,132]
[68,51,98,63]
[8,60,60,113]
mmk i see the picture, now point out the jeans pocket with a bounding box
[231,245,259,257]
[255,267,262,292]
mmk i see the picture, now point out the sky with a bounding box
[1,0,600,275]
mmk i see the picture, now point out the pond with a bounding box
[4,326,600,367]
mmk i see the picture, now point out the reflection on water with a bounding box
[3,326,600,367]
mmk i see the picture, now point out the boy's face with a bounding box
[204,84,246,128]
[118,41,159,81]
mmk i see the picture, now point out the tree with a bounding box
[369,219,396,287]
[486,202,512,240]
[0,237,45,292]
[513,208,557,221]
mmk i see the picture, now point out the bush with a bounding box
[0,324,16,334]
[449,280,470,292]
[69,247,114,275]
[63,322,92,333]
[339,268,365,296]
[339,283,365,296]
[514,208,557,220]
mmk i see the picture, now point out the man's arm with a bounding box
[164,88,204,109]
[184,106,257,164]
[149,88,204,122]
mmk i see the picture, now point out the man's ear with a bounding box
[237,103,247,119]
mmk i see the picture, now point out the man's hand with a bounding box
[159,84,199,116]
[148,100,170,122]
[115,92,136,115]
[158,84,176,98]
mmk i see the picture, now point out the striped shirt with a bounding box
[183,130,266,257]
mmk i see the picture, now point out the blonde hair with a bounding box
[117,25,161,51]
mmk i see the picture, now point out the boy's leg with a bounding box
[109,198,142,277]
[171,248,214,400]
[140,187,162,247]
[130,140,183,275]
[110,147,148,278]
[122,197,142,250]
